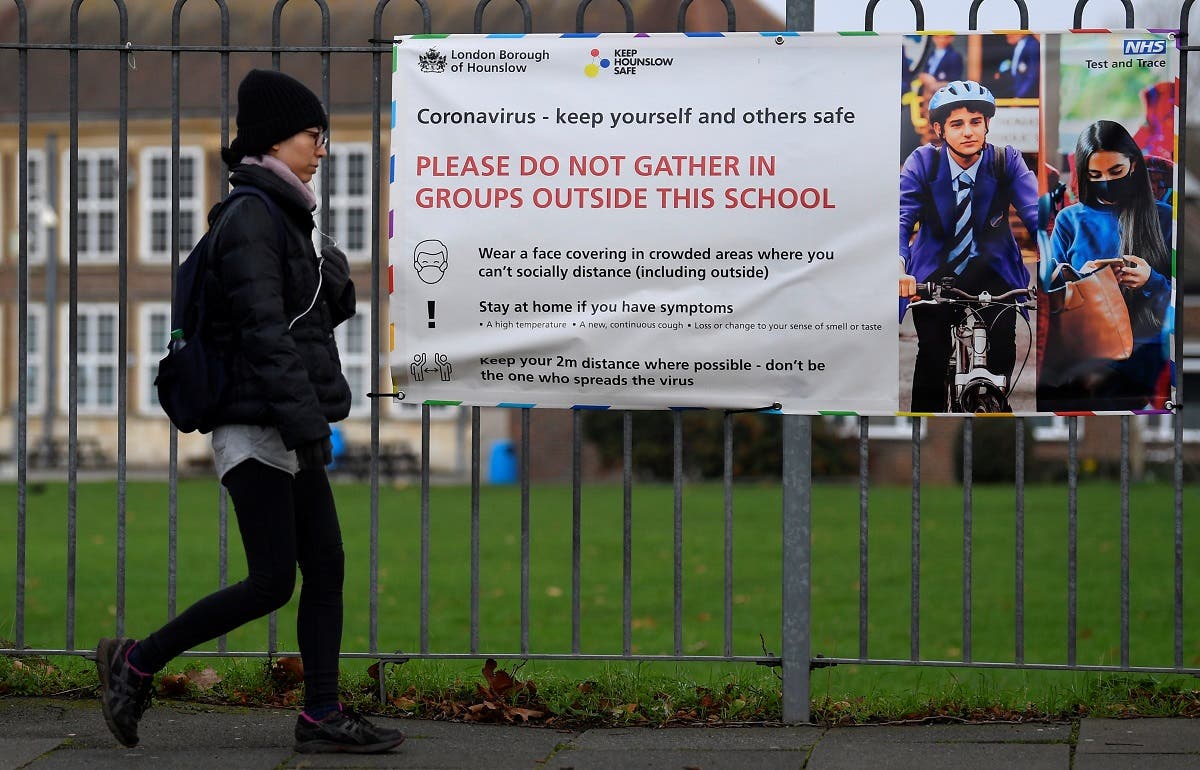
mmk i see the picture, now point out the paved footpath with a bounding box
[2,697,1199,769]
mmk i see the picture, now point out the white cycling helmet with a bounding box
[928,80,997,125]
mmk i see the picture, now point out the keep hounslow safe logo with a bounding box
[584,48,611,77]
[584,47,675,77]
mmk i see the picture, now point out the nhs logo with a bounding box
[1123,39,1167,55]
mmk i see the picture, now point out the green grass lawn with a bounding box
[2,479,1198,709]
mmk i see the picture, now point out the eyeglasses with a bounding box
[303,128,328,148]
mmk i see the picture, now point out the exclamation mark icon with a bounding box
[427,301,436,328]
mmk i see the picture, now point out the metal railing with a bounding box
[0,0,1194,726]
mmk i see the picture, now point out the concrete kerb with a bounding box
[2,698,1200,769]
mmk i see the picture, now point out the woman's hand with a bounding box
[1116,255,1151,290]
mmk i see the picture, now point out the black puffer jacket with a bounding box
[204,164,355,449]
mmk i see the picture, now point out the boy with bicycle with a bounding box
[898,80,1038,412]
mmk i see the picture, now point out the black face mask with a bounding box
[1088,173,1138,206]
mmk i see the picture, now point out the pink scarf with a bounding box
[240,154,317,211]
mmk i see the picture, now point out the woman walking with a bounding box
[95,69,404,755]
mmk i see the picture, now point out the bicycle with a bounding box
[907,278,1036,413]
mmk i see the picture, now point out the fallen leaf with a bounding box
[270,657,304,689]
[510,707,544,722]
[158,673,189,696]
[482,658,517,697]
[185,667,221,691]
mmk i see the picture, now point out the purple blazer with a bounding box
[900,141,1037,291]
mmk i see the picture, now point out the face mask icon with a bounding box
[414,239,448,285]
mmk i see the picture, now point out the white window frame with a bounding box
[1030,415,1077,442]
[139,147,206,263]
[61,303,120,415]
[17,149,50,265]
[824,415,926,440]
[62,148,120,263]
[392,402,461,421]
[1137,413,1200,444]
[334,308,372,417]
[317,142,371,262]
[21,303,48,415]
[139,302,172,416]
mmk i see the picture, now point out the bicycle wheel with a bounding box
[960,381,1010,414]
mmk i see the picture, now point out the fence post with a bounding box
[781,413,811,724]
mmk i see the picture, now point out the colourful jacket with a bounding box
[900,141,1038,289]
[1048,200,1172,344]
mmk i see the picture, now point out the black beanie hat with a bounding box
[221,69,327,166]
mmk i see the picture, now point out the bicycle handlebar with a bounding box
[912,283,1034,305]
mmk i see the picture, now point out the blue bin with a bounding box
[488,439,518,484]
[327,426,345,470]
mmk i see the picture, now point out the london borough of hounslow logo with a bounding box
[419,48,448,73]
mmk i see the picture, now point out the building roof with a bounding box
[0,0,783,121]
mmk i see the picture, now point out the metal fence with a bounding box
[0,0,1195,725]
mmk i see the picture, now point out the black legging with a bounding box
[135,460,345,711]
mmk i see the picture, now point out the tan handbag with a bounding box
[1041,260,1133,383]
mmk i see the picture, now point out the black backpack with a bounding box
[154,186,285,433]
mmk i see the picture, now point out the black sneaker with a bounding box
[294,706,406,754]
[95,637,154,747]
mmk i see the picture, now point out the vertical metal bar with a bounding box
[319,4,330,234]
[858,416,869,661]
[673,411,683,657]
[572,410,582,655]
[962,419,973,663]
[520,408,531,655]
[723,412,734,659]
[1067,416,1078,667]
[1175,0,1192,672]
[622,411,632,657]
[1015,417,1025,664]
[260,8,284,654]
[420,404,430,654]
[470,407,480,655]
[115,1,130,640]
[217,487,228,653]
[777,0,816,724]
[781,414,811,724]
[1120,416,1130,668]
[910,417,921,661]
[784,0,813,32]
[168,0,183,623]
[1174,409,1184,669]
[67,4,81,650]
[14,0,29,652]
[370,0,393,658]
[216,0,231,656]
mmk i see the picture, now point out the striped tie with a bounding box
[947,173,974,273]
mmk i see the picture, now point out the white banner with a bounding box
[388,31,1179,416]
[390,33,898,413]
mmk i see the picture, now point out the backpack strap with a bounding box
[187,186,289,335]
[218,185,288,257]
[986,143,1013,221]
